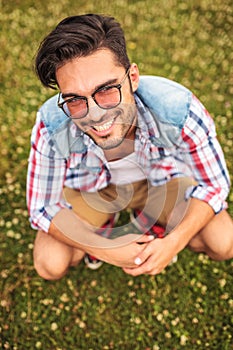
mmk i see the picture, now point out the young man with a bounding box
[27,14,233,280]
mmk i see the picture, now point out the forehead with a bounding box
[56,49,124,95]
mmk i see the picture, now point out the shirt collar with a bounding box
[134,93,160,140]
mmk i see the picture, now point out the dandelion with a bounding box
[7,230,14,238]
[8,185,15,192]
[51,322,58,331]
[15,233,22,240]
[192,317,199,324]
[201,285,207,294]
[12,218,19,225]
[67,279,75,291]
[163,309,169,316]
[0,300,8,308]
[153,345,160,350]
[165,332,172,338]
[78,321,86,329]
[17,254,23,264]
[1,270,9,278]
[6,221,12,228]
[180,334,188,346]
[171,317,180,326]
[40,298,54,306]
[134,317,141,324]
[128,41,136,50]
[16,146,23,154]
[156,313,163,322]
[190,278,196,286]
[60,293,70,303]
[75,317,86,329]
[55,308,62,316]
[98,296,104,303]
[220,293,229,300]
[198,253,209,264]
[90,280,97,287]
[219,278,226,288]
[3,342,10,349]
[20,311,27,319]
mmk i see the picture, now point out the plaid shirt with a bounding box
[27,94,230,232]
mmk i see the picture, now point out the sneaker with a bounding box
[84,213,120,270]
[84,255,104,270]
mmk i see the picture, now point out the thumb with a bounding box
[134,235,155,266]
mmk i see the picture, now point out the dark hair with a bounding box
[35,14,130,89]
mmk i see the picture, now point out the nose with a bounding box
[87,97,106,122]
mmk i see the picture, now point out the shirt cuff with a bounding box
[186,185,228,214]
[30,202,72,232]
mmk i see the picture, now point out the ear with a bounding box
[129,63,139,92]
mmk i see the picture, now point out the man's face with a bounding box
[56,49,139,150]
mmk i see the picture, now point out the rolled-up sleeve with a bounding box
[180,95,230,213]
[26,112,71,232]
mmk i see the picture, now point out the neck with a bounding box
[104,138,135,162]
[104,125,136,162]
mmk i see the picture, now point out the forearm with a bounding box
[49,208,115,249]
[48,208,151,267]
[48,209,117,263]
[168,198,215,251]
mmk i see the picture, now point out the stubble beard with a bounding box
[81,103,137,150]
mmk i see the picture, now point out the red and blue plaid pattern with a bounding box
[27,94,230,232]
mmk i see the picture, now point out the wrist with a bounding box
[166,228,190,253]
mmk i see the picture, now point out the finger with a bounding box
[123,257,161,276]
[123,265,149,276]
[135,234,155,244]
[134,240,154,266]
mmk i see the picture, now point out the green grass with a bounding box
[0,0,233,349]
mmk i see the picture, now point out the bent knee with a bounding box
[207,240,233,261]
[189,235,233,261]
[34,256,68,280]
[188,235,206,253]
[33,230,77,280]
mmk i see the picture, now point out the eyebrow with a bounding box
[61,77,119,99]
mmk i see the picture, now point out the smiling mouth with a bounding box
[92,119,114,132]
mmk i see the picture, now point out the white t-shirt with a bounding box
[108,152,146,185]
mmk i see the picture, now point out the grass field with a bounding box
[0,0,233,349]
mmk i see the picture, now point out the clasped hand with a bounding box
[86,233,179,276]
[123,233,180,276]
